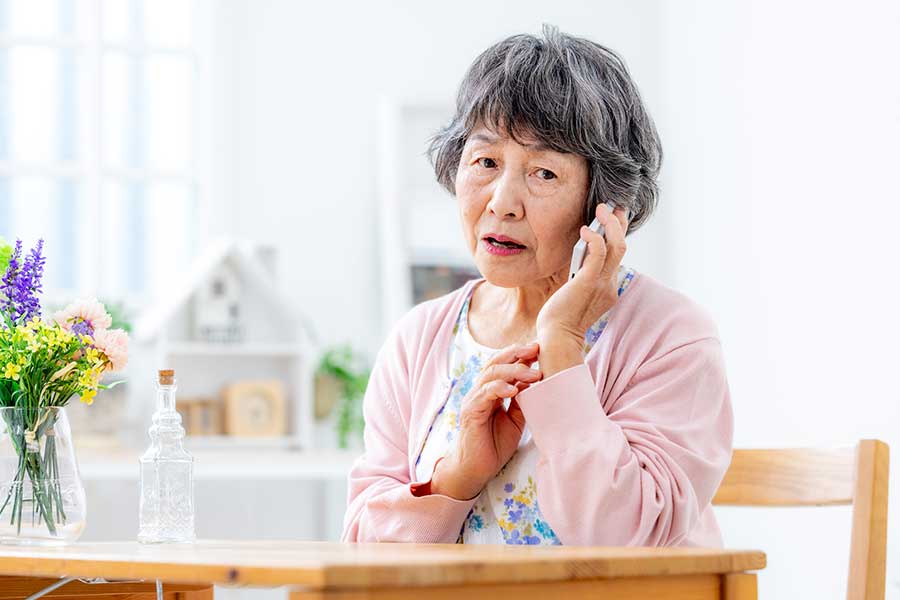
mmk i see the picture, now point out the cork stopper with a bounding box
[158,369,175,385]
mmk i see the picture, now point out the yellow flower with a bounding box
[497,518,515,532]
[75,364,103,391]
[3,363,21,380]
[513,492,531,506]
[444,411,457,427]
[45,329,60,347]
[80,388,97,405]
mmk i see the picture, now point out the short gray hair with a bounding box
[428,24,662,234]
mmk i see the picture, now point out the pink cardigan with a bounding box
[341,272,733,547]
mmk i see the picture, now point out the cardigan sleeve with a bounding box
[515,337,733,547]
[341,320,477,543]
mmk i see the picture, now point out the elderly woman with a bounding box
[342,25,732,547]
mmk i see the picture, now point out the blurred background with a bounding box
[0,0,898,599]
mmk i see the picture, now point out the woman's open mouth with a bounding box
[482,236,527,256]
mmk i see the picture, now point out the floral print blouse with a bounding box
[413,266,637,544]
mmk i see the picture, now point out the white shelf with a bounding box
[166,341,303,357]
[78,448,361,481]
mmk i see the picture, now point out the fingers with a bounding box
[477,362,542,388]
[463,362,541,422]
[462,379,520,421]
[612,205,629,233]
[461,344,542,425]
[484,341,539,368]
[512,380,531,392]
[598,205,627,281]
[505,397,526,432]
[578,203,627,281]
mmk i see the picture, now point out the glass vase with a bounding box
[0,407,86,545]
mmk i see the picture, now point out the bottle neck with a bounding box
[156,384,177,412]
[144,380,190,459]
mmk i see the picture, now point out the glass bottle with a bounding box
[138,369,195,543]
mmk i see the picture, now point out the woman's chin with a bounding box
[475,262,532,288]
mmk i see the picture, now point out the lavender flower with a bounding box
[19,239,45,320]
[69,320,94,337]
[1,239,23,322]
[0,239,46,324]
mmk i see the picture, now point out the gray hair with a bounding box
[428,24,662,234]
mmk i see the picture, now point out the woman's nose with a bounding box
[486,173,525,219]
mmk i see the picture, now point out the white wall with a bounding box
[211,1,899,598]
[656,1,900,597]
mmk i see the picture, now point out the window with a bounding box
[0,0,206,304]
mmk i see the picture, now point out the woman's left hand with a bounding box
[535,203,630,376]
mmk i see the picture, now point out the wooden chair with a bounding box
[713,438,889,600]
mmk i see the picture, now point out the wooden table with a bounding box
[0,541,766,600]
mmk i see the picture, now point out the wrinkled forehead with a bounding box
[464,121,562,155]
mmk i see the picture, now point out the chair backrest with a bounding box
[713,439,889,600]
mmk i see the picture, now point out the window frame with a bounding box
[0,0,214,309]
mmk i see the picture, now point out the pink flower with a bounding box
[54,298,113,335]
[93,328,129,372]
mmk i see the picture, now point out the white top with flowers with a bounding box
[413,266,636,545]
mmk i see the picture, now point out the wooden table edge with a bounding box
[0,545,766,591]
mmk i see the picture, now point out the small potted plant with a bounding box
[316,345,369,450]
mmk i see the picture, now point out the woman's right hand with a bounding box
[430,342,543,500]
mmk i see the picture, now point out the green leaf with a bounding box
[0,236,12,277]
[317,344,371,448]
[98,379,126,390]
[100,299,133,333]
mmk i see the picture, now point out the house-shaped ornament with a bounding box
[194,262,243,344]
[128,240,316,450]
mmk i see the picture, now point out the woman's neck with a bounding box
[468,267,568,348]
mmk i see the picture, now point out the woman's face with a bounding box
[455,125,590,288]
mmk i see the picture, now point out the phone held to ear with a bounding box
[568,201,629,280]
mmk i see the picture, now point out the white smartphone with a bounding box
[568,202,629,279]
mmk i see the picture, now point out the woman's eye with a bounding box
[536,168,557,181]
[477,157,497,169]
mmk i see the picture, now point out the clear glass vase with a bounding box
[0,407,87,545]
